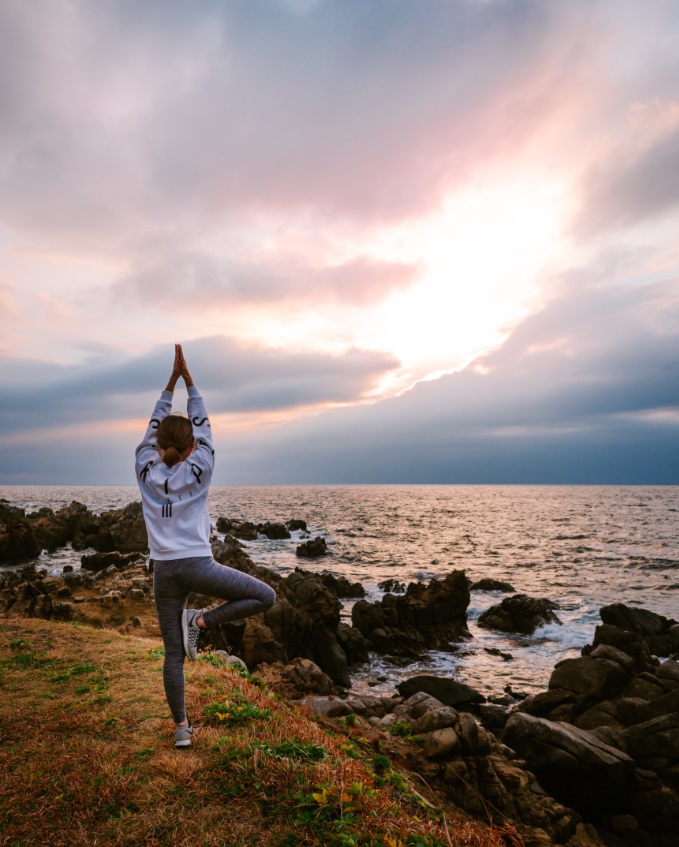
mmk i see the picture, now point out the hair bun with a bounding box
[163,445,181,468]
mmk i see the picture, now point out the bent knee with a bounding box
[259,584,276,610]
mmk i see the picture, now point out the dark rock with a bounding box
[470,578,516,592]
[591,624,655,673]
[346,694,394,719]
[401,691,446,720]
[352,598,385,636]
[296,537,327,558]
[0,503,40,563]
[63,570,95,589]
[351,570,470,655]
[477,704,511,732]
[95,502,148,553]
[656,660,679,686]
[600,603,675,638]
[624,772,679,839]
[440,753,585,844]
[457,712,491,756]
[298,696,353,718]
[503,712,637,814]
[283,569,340,630]
[623,713,679,773]
[422,726,460,759]
[549,655,630,700]
[411,706,459,734]
[59,501,101,550]
[216,518,259,540]
[378,578,406,594]
[600,603,679,658]
[286,519,307,532]
[81,551,144,573]
[312,627,351,689]
[0,500,148,561]
[335,623,370,665]
[238,617,279,666]
[478,593,562,635]
[397,675,485,707]
[574,700,628,732]
[484,646,514,661]
[620,673,669,702]
[259,521,291,540]
[27,507,72,552]
[258,658,335,697]
[588,643,637,675]
[320,572,365,598]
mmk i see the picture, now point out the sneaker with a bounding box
[174,723,196,749]
[182,608,203,661]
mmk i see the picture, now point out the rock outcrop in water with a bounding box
[351,570,471,656]
[1,500,149,563]
[216,517,308,540]
[470,577,515,592]
[0,502,41,563]
[296,536,328,558]
[478,593,562,635]
[397,675,486,708]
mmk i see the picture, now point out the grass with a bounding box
[0,619,514,847]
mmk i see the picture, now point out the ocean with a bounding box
[2,485,678,700]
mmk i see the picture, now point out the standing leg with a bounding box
[153,561,190,725]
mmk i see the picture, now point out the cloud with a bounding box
[115,248,421,311]
[0,336,400,437]
[0,0,602,251]
[575,126,679,236]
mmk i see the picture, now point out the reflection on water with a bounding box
[2,484,678,698]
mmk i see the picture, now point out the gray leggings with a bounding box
[153,556,276,723]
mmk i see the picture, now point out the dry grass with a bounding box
[0,619,515,847]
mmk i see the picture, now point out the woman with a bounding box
[135,344,275,748]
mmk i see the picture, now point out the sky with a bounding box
[1,0,678,484]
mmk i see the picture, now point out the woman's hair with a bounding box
[157,415,194,468]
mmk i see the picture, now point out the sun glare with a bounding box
[212,176,572,403]
[358,176,571,391]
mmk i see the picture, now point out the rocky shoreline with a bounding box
[2,499,678,846]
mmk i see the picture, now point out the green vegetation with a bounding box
[389,722,422,742]
[204,692,273,724]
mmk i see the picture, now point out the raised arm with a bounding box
[177,345,194,388]
[165,343,183,392]
[135,345,181,470]
[180,347,215,471]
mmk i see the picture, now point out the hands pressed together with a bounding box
[165,343,194,392]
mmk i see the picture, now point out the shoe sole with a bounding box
[175,740,192,748]
[181,609,195,661]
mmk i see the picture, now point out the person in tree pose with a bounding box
[135,344,275,748]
